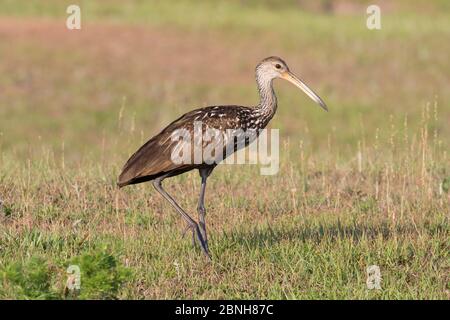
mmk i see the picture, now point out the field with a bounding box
[0,0,449,299]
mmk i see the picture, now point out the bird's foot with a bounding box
[182,223,211,260]
[194,224,211,260]
[181,223,197,248]
[198,222,209,250]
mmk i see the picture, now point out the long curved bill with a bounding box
[281,71,328,111]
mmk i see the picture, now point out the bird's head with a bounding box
[256,56,328,111]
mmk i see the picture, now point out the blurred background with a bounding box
[0,0,449,164]
[0,0,449,299]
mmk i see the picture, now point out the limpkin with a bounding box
[118,56,327,259]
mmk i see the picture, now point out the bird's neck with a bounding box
[254,75,278,127]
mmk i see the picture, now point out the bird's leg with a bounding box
[181,223,198,248]
[152,176,211,259]
[198,167,213,250]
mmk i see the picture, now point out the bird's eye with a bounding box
[275,64,282,69]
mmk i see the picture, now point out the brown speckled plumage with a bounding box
[118,57,290,186]
[117,56,327,259]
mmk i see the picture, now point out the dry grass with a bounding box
[1,102,448,298]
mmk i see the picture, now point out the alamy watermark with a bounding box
[169,121,279,175]
[366,5,381,30]
[66,264,81,291]
[366,265,382,290]
[66,5,81,30]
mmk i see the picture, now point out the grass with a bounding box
[0,1,449,299]
[1,250,131,299]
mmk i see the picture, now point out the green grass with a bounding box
[1,250,131,299]
[0,0,449,299]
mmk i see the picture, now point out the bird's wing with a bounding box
[118,106,251,186]
[118,111,197,186]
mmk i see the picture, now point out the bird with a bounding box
[118,56,327,259]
